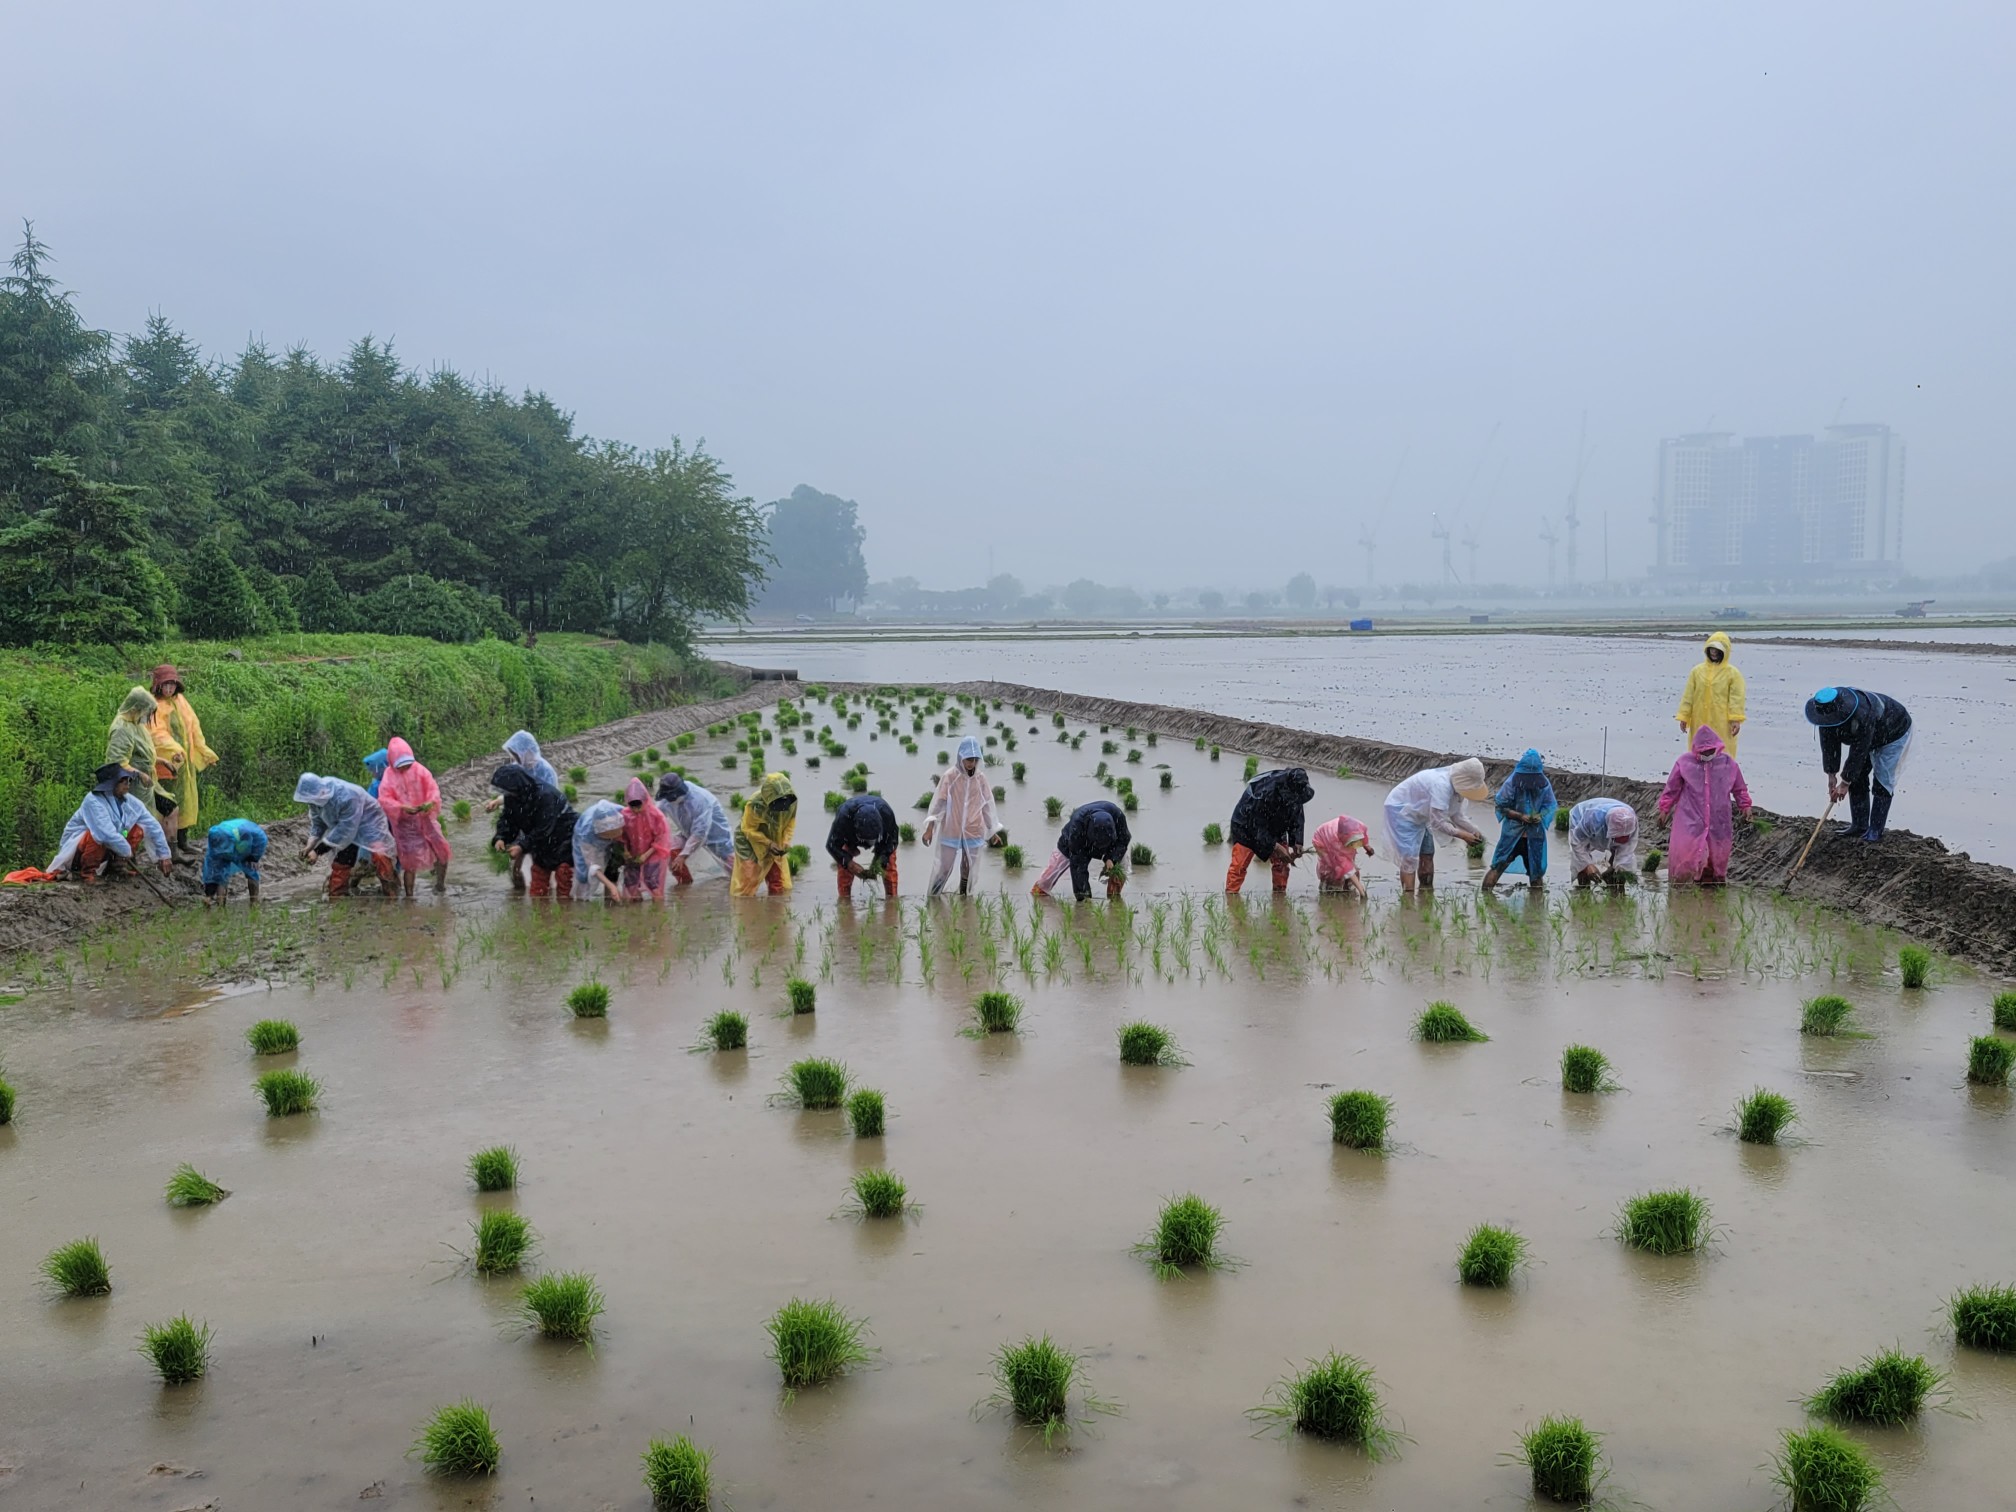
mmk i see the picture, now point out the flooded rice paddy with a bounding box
[2,689,2012,1510]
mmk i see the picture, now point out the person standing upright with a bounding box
[1675,632,1747,756]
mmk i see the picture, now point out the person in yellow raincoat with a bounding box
[1675,631,1747,757]
[106,687,177,838]
[148,664,218,853]
[730,772,797,895]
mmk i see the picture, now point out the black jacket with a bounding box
[491,766,578,871]
[826,794,898,864]
[1818,689,1912,788]
[1057,800,1130,900]
[1228,768,1314,854]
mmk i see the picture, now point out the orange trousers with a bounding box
[1224,843,1291,893]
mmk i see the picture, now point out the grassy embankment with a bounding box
[0,634,724,866]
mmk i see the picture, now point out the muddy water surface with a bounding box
[3,694,2012,1510]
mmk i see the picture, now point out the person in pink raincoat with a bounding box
[1656,725,1753,887]
[620,776,673,900]
[1309,815,1374,898]
[376,736,453,895]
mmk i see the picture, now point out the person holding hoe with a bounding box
[1225,766,1316,893]
[1804,686,1912,844]
[45,764,172,884]
[828,791,899,898]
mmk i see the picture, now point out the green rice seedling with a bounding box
[728,792,745,810]
[1159,770,1173,789]
[972,990,1023,1034]
[245,1017,299,1054]
[898,822,917,844]
[991,784,1006,802]
[1001,843,1026,869]
[987,1334,1105,1447]
[1560,1043,1615,1093]
[1122,791,1139,812]
[567,981,611,1018]
[1415,1001,1487,1043]
[1054,712,1067,727]
[786,976,817,1014]
[1456,1223,1527,1287]
[1615,1188,1712,1255]
[165,1163,229,1206]
[1209,743,1221,760]
[1898,944,1932,989]
[517,1270,604,1345]
[1949,1284,2016,1351]
[1800,994,1856,1036]
[1805,1347,1946,1425]
[1134,1192,1230,1278]
[1195,735,1206,749]
[413,1400,501,1476]
[646,747,661,762]
[1514,1415,1604,1504]
[473,1209,535,1274]
[1735,1087,1797,1144]
[563,782,578,802]
[629,752,646,767]
[469,1146,519,1192]
[451,798,473,821]
[1642,847,1664,873]
[706,1010,748,1050]
[1334,762,1351,778]
[787,1057,849,1108]
[1126,748,1143,764]
[1465,836,1486,861]
[41,1237,111,1296]
[1248,1352,1403,1456]
[849,775,869,795]
[846,1088,886,1137]
[720,753,738,769]
[254,1067,320,1116]
[787,845,813,875]
[1011,762,1026,781]
[1994,991,2016,1031]
[1117,1020,1182,1066]
[823,789,845,813]
[1554,806,1571,832]
[0,1072,13,1125]
[849,1167,907,1218]
[641,1433,711,1511]
[568,765,589,784]
[140,1314,213,1384]
[1968,1034,2015,1086]
[1242,755,1259,781]
[1328,1090,1391,1149]
[766,1297,873,1390]
[937,750,950,765]
[1043,795,1063,819]
[1102,739,1119,755]
[1130,842,1154,866]
[1202,821,1224,844]
[1769,1425,1882,1512]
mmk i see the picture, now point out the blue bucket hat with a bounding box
[1803,688,1859,728]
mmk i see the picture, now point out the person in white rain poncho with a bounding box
[1382,758,1490,895]
[46,763,171,881]
[293,773,398,898]
[1568,797,1639,884]
[571,800,630,901]
[655,772,734,882]
[922,735,1002,897]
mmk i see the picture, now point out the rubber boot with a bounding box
[372,853,399,895]
[431,861,448,894]
[247,880,261,907]
[1839,786,1869,840]
[1418,852,1436,890]
[509,857,527,893]
[1480,867,1502,891]
[1865,785,1893,843]
[326,862,353,900]
[670,858,694,886]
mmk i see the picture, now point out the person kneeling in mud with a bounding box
[828,792,899,898]
[1226,767,1315,893]
[201,818,267,906]
[44,763,172,885]
[1032,799,1131,901]
[491,765,578,897]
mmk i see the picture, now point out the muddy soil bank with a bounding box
[1638,632,2016,657]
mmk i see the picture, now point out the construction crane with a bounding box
[1539,517,1560,588]
[1432,513,1457,587]
[1461,522,1481,587]
[1358,524,1379,586]
[1563,412,1591,585]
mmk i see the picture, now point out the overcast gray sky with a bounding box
[7,1,2010,589]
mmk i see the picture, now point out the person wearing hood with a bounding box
[1658,725,1753,886]
[484,731,562,814]
[1382,758,1491,895]
[1032,799,1131,901]
[46,763,171,882]
[1481,749,1557,891]
[656,773,733,883]
[571,800,631,900]
[200,818,267,906]
[106,687,175,838]
[147,665,219,853]
[491,765,578,897]
[361,748,391,799]
[376,737,453,895]
[1309,814,1374,898]
[922,736,1002,897]
[1804,686,1912,843]
[294,772,398,898]
[731,772,798,896]
[1567,797,1640,885]
[1226,767,1317,893]
[1676,632,1747,756]
[620,776,673,900]
[827,792,899,898]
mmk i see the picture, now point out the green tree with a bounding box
[1284,572,1317,610]
[294,561,352,632]
[0,224,115,511]
[362,573,479,643]
[554,561,608,631]
[756,485,863,614]
[178,533,262,639]
[0,452,171,646]
[605,440,767,646]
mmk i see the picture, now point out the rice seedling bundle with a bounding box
[1967,1034,2015,1086]
[41,1237,110,1296]
[1126,748,1143,764]
[413,1400,501,1476]
[845,1088,885,1137]
[1465,836,1486,861]
[140,1314,213,1384]
[785,977,817,1014]
[165,1163,229,1206]
[786,844,813,874]
[1992,991,2016,1031]
[1001,844,1025,868]
[255,1068,320,1116]
[1799,995,1855,1036]
[1328,1090,1390,1149]
[1248,1352,1401,1456]
[1898,945,1932,988]
[567,981,610,1018]
[1735,1088,1797,1144]
[1553,807,1570,832]
[823,790,844,813]
[517,1270,605,1344]
[1949,1284,2016,1351]
[1135,1193,1228,1277]
[0,1073,13,1125]
[1117,1021,1179,1066]
[1770,1425,1882,1512]
[1515,1415,1603,1503]
[973,991,1022,1034]
[766,1297,872,1389]
[1805,1348,1944,1424]
[1242,756,1259,780]
[1209,744,1221,760]
[469,1146,519,1192]
[1202,821,1224,844]
[1043,796,1063,819]
[245,1018,299,1054]
[1559,1044,1613,1093]
[1455,1223,1526,1287]
[706,1010,748,1050]
[1615,1188,1712,1254]
[898,822,917,844]
[568,765,589,784]
[989,1334,1093,1446]
[641,1433,712,1511]
[1415,1001,1487,1042]
[1129,842,1154,865]
[787,1057,849,1108]
[850,1167,907,1218]
[473,1210,535,1274]
[1159,771,1173,789]
[1122,791,1139,812]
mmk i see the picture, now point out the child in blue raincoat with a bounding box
[202,818,269,905]
[1481,749,1556,890]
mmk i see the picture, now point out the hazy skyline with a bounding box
[8,1,2010,589]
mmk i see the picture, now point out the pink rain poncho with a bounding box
[1657,725,1752,885]
[620,776,673,900]
[376,737,454,872]
[1310,816,1371,886]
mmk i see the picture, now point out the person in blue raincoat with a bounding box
[1481,749,1557,891]
[201,818,268,906]
[294,773,398,899]
[571,799,630,901]
[656,772,734,882]
[362,747,391,798]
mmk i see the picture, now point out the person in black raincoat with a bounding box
[1804,687,1913,843]
[1226,766,1315,892]
[491,764,580,896]
[827,792,900,898]
[1032,799,1131,901]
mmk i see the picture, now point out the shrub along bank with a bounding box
[0,634,723,865]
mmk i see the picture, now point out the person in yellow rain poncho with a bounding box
[1675,631,1747,757]
[730,772,798,896]
[148,664,219,853]
[106,687,175,837]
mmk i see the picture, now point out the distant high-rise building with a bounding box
[1652,424,1905,579]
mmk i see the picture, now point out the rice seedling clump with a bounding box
[973,991,1022,1034]
[1559,1044,1614,1093]
[1515,1414,1604,1503]
[1770,1425,1882,1512]
[254,1067,320,1117]
[1949,1284,2016,1351]
[413,1400,501,1476]
[1898,944,1932,989]
[1135,1193,1229,1277]
[517,1271,605,1344]
[845,1088,885,1137]
[1415,1001,1488,1042]
[244,1018,298,1055]
[1202,821,1224,844]
[1735,1088,1798,1144]
[1129,842,1154,865]
[473,1210,535,1274]
[1800,994,1856,1036]
[1455,1223,1527,1287]
[1249,1352,1402,1456]
[469,1146,519,1192]
[1328,1090,1391,1149]
[1805,1347,1945,1424]
[1615,1188,1712,1255]
[641,1433,712,1510]
[785,977,817,1014]
[988,1334,1099,1446]
[0,1072,13,1124]
[787,1057,849,1108]
[140,1314,213,1384]
[165,1163,229,1206]
[41,1237,110,1296]
[706,1010,748,1050]
[1967,1034,2015,1086]
[1001,843,1025,868]
[766,1297,873,1389]
[849,1167,907,1218]
[1117,1020,1181,1066]
[1993,991,2016,1032]
[567,981,610,1018]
